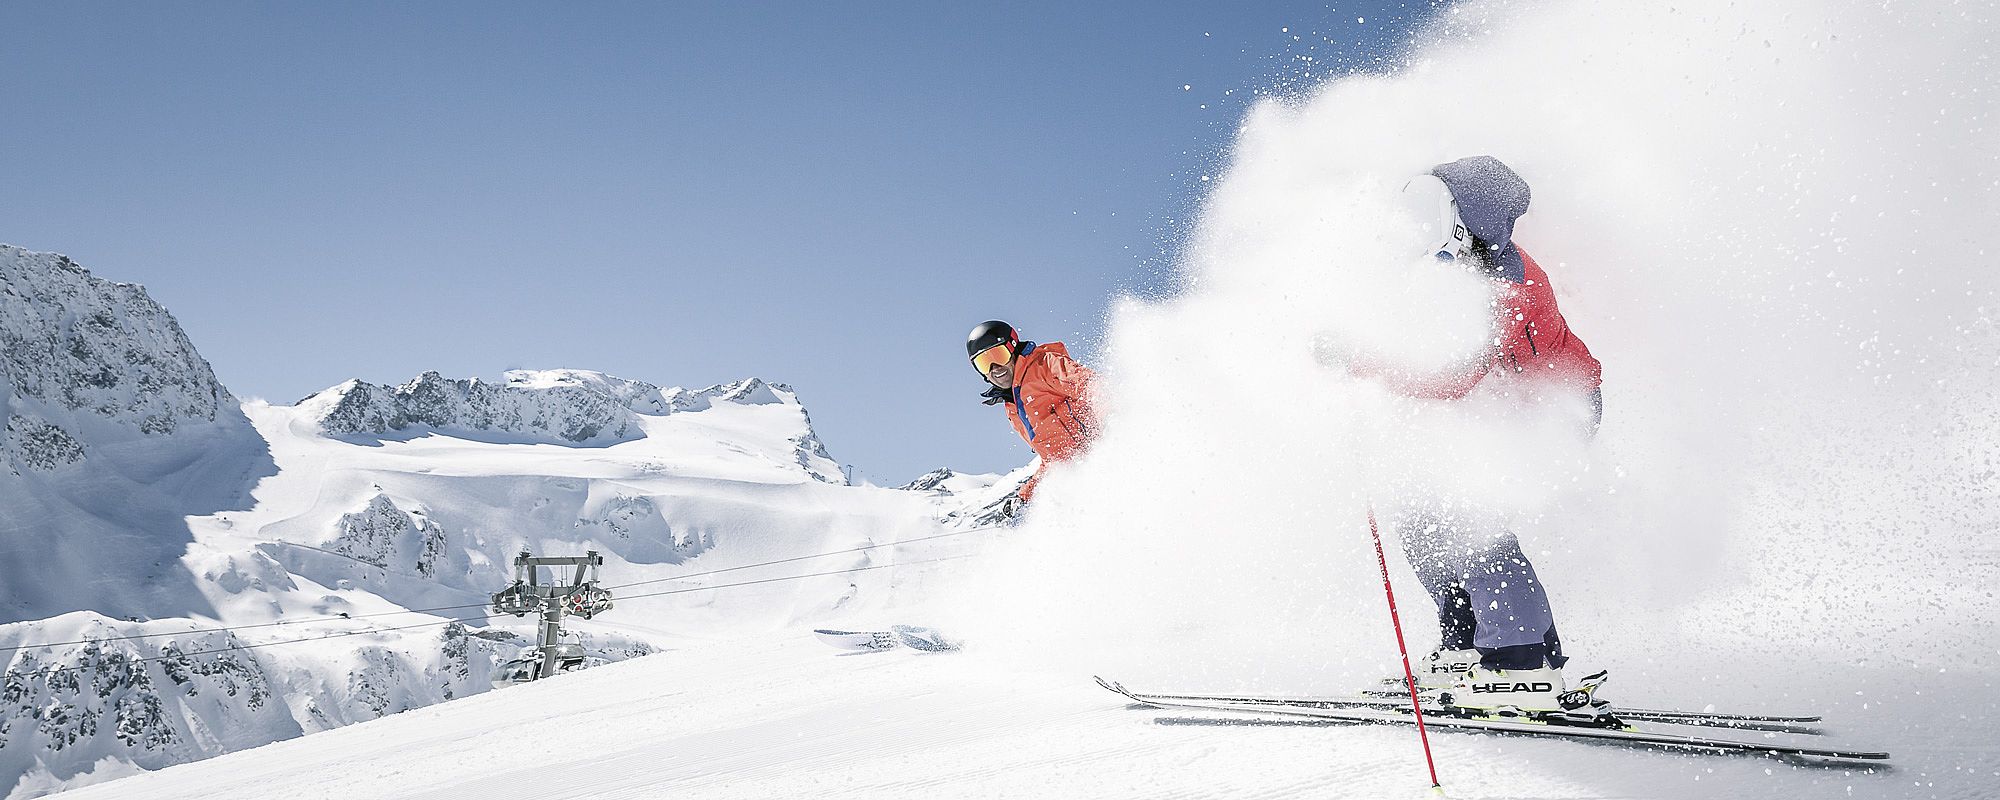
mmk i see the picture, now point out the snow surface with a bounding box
[45,619,1994,800]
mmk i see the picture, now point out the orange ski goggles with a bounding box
[970,342,1015,375]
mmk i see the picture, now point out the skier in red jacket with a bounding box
[966,320,1098,507]
[1349,156,1605,716]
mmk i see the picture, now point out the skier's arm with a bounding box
[1347,354,1488,400]
[1037,350,1096,400]
[1017,350,1097,503]
[1314,333,1486,399]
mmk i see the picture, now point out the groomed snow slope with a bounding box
[50,614,1992,800]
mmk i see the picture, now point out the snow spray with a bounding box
[954,0,1999,697]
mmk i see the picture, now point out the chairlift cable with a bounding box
[608,554,975,603]
[0,525,1003,655]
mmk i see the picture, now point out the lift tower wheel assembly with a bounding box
[491,550,615,684]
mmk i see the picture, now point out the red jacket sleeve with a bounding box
[1346,353,1487,400]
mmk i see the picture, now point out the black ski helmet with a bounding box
[966,320,1017,358]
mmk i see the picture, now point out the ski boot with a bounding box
[1439,665,1616,726]
[1438,662,1565,715]
[1415,648,1479,690]
[1375,648,1477,698]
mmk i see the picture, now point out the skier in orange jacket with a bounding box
[966,320,1098,503]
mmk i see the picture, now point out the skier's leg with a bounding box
[1395,504,1477,651]
[1459,529,1560,669]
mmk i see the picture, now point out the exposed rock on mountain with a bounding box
[898,467,1009,498]
[0,245,274,625]
[300,371,842,475]
[327,494,450,578]
[899,468,961,493]
[0,245,245,475]
[502,369,674,414]
[302,373,640,444]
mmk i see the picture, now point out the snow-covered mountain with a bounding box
[0,244,273,624]
[897,467,1001,496]
[0,245,978,798]
[301,373,643,445]
[295,370,844,485]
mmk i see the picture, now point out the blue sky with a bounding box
[0,1,1439,484]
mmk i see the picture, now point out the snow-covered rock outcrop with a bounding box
[0,612,636,796]
[501,368,683,414]
[325,494,450,578]
[298,370,843,484]
[0,614,297,786]
[912,465,1031,529]
[300,369,846,484]
[897,468,1005,495]
[0,247,235,469]
[301,372,641,444]
[0,245,273,624]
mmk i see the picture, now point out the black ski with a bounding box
[1094,677,1888,761]
[1105,680,1820,732]
[1357,682,1820,725]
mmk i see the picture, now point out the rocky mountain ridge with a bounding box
[298,370,840,478]
[0,245,243,475]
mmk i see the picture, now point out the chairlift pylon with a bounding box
[489,549,613,688]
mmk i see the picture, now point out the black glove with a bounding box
[980,385,1009,406]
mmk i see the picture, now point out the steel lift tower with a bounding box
[490,550,615,684]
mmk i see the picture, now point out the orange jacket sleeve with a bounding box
[1036,348,1096,400]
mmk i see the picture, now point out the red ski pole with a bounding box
[1367,504,1442,790]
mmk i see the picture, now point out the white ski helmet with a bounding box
[1399,174,1474,263]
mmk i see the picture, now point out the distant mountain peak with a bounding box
[502,369,669,414]
[899,468,960,492]
[895,467,1004,496]
[295,370,836,482]
[300,371,640,443]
